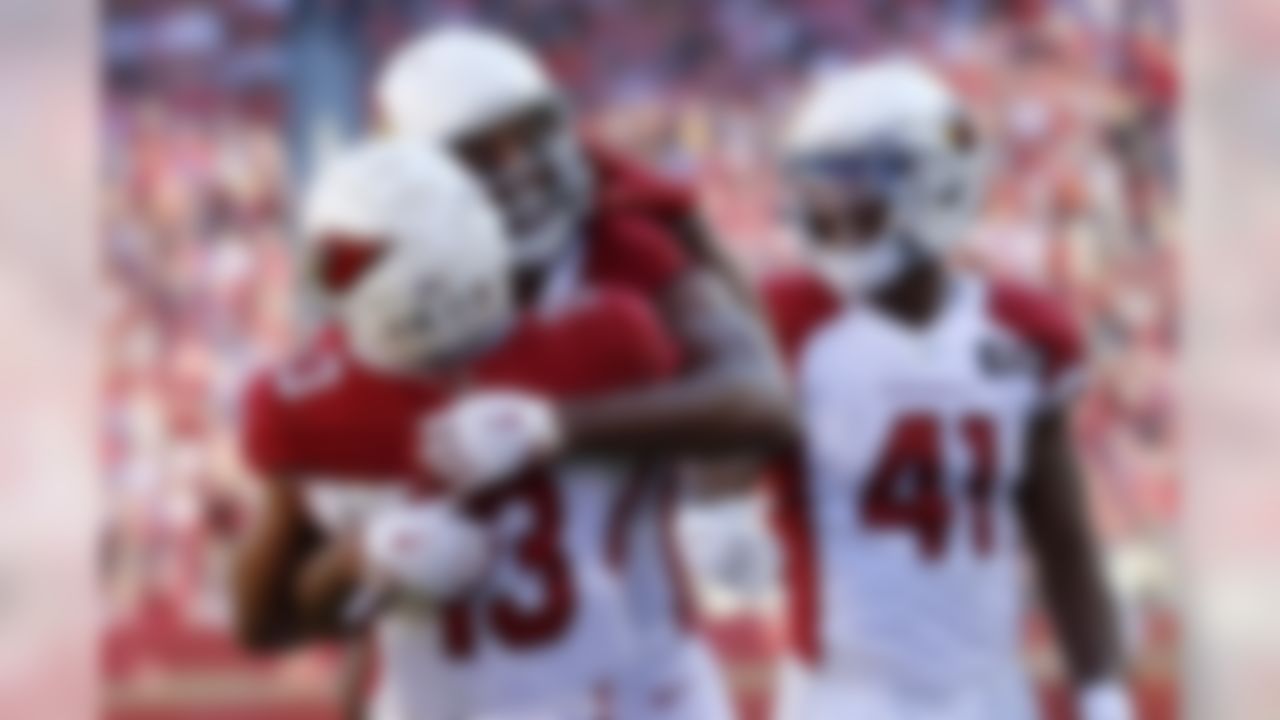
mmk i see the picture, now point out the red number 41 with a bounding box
[859,414,997,560]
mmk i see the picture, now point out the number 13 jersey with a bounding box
[240,290,680,719]
[761,269,1085,692]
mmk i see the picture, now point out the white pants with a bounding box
[772,657,1038,720]
[611,635,736,720]
[371,688,608,720]
[371,639,732,720]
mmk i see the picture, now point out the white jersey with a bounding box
[761,269,1085,693]
[358,466,632,720]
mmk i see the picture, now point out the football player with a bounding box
[760,59,1135,720]
[376,26,789,720]
[232,138,690,719]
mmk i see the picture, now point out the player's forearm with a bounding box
[558,361,795,456]
[292,532,368,641]
[1033,534,1126,683]
[1020,412,1126,684]
[557,268,793,457]
[232,540,309,652]
[231,481,365,651]
[681,455,771,500]
[1029,530,1134,720]
[235,533,366,651]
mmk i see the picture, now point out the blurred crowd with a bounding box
[101,0,1179,713]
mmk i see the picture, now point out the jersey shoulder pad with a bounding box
[987,277,1085,402]
[759,268,843,366]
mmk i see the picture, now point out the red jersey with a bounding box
[529,142,695,309]
[239,290,680,718]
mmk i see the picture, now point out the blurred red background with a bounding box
[100,1,1178,717]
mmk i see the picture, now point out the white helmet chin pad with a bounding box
[810,241,913,298]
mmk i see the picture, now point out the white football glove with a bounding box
[361,502,493,602]
[424,390,562,491]
[679,494,779,600]
[1078,681,1134,720]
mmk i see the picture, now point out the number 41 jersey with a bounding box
[761,269,1085,692]
[240,290,680,719]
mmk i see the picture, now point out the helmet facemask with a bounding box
[788,113,985,299]
[451,100,592,270]
[781,59,988,300]
[789,144,921,298]
[377,27,593,272]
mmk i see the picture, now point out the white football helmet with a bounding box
[377,25,592,269]
[782,58,987,297]
[301,138,513,371]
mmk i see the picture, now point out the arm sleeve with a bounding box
[597,291,683,385]
[759,271,842,369]
[239,373,296,478]
[589,215,693,299]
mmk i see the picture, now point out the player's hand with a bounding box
[424,390,563,491]
[360,502,493,603]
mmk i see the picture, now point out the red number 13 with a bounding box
[859,414,997,560]
[443,475,574,658]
